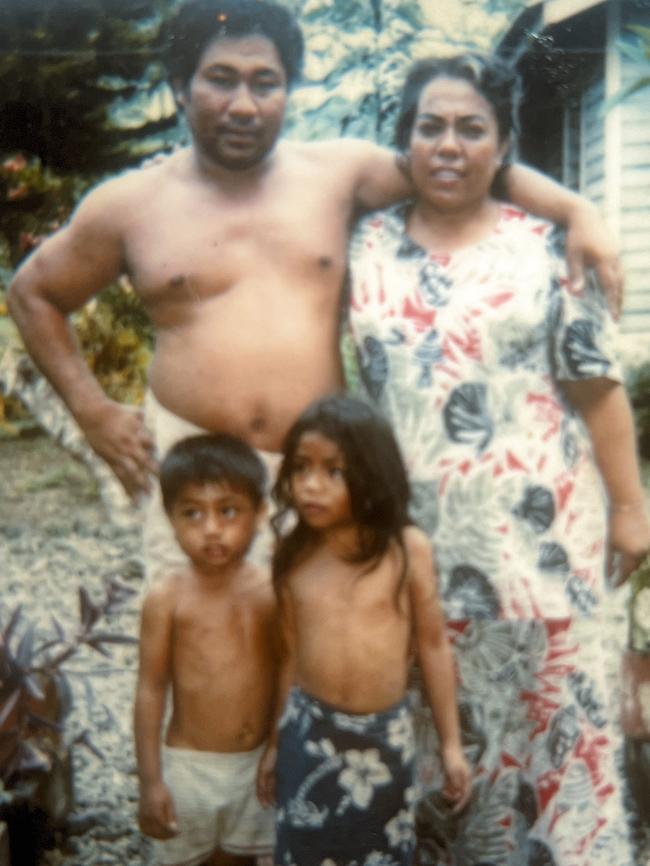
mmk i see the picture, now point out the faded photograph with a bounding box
[0,2,649,865]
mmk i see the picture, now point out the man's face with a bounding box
[177,35,288,170]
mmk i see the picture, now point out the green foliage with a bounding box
[629,554,650,652]
[300,0,375,28]
[0,0,173,172]
[627,362,650,651]
[0,151,152,411]
[74,280,153,406]
[0,152,85,274]
[628,362,650,462]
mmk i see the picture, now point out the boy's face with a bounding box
[169,481,261,574]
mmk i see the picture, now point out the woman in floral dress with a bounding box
[347,54,650,866]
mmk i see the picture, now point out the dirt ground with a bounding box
[0,432,153,865]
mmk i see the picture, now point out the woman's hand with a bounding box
[256,743,278,807]
[565,200,624,318]
[441,744,472,813]
[608,502,650,585]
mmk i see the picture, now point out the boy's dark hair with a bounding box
[272,395,411,597]
[160,433,267,514]
[394,52,520,165]
[163,0,304,89]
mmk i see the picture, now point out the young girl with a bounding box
[257,395,470,866]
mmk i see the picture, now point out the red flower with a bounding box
[7,183,29,201]
[19,232,42,252]
[2,153,27,173]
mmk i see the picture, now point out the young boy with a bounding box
[134,433,277,866]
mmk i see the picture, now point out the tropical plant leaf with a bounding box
[628,24,650,41]
[53,671,74,721]
[26,711,63,734]
[101,703,118,731]
[1,747,21,784]
[15,624,35,669]
[0,689,21,728]
[79,585,100,629]
[22,674,46,702]
[619,40,647,63]
[104,576,137,604]
[17,740,52,775]
[50,615,66,643]
[0,728,20,774]
[86,639,112,657]
[74,729,105,761]
[87,632,138,646]
[5,775,39,803]
[0,779,17,807]
[1,576,138,791]
[78,672,94,707]
[2,605,22,644]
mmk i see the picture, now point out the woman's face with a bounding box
[408,76,509,214]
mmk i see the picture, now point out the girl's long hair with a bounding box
[272,396,412,601]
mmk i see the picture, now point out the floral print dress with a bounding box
[347,204,633,866]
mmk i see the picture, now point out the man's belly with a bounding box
[148,330,344,452]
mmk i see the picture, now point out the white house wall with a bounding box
[618,1,650,335]
[580,76,606,207]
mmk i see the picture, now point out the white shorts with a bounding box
[142,391,281,584]
[152,744,275,865]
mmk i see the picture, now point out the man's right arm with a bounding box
[7,179,156,499]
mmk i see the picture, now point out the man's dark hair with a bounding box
[163,0,304,89]
[394,53,520,152]
[160,433,267,514]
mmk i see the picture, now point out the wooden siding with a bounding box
[580,76,606,209]
[618,1,650,334]
[562,99,581,189]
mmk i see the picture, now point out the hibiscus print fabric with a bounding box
[275,687,417,866]
[347,204,633,866]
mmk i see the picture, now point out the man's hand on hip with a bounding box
[79,399,158,501]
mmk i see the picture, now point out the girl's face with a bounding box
[289,431,353,532]
[408,76,508,214]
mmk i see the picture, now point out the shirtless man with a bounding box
[8,0,621,576]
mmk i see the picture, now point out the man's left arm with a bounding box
[504,164,623,314]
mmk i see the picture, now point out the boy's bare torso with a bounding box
[163,565,276,752]
[109,141,368,450]
[288,543,412,714]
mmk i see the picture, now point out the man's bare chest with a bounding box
[131,169,349,256]
[124,202,345,304]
